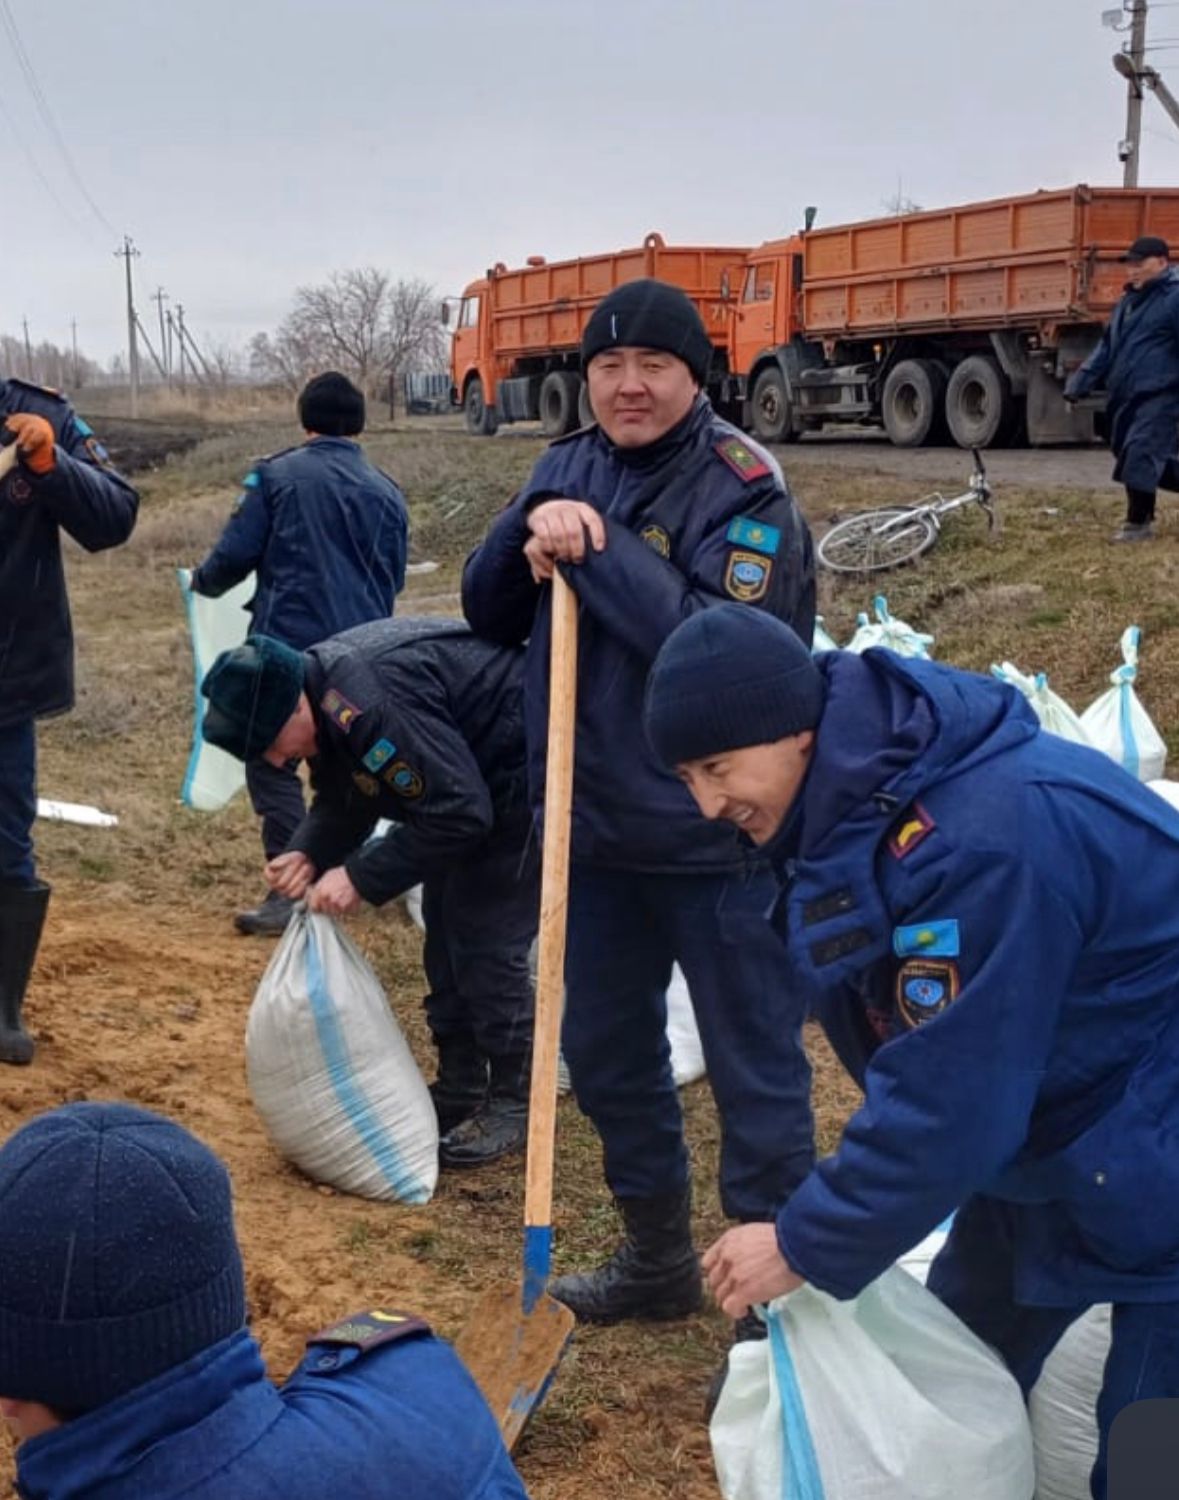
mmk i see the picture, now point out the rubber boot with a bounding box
[0,880,50,1066]
[548,1188,703,1323]
[704,1308,768,1421]
[429,1034,489,1135]
[234,889,295,937]
[438,1046,529,1169]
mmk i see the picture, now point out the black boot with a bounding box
[704,1309,768,1421]
[438,1046,529,1169]
[234,889,294,936]
[548,1189,703,1322]
[429,1034,489,1135]
[0,881,50,1066]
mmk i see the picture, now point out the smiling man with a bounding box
[462,280,817,1383]
[644,603,1179,1500]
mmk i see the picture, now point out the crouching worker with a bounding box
[200,619,538,1169]
[0,1101,530,1499]
[643,604,1179,1500]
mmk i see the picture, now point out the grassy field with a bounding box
[7,410,1178,1497]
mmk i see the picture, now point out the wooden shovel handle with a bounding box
[525,570,577,1230]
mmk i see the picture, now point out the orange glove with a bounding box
[4,413,55,475]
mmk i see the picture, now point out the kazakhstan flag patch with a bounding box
[725,516,780,556]
[892,919,960,958]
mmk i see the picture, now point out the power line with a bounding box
[0,0,117,238]
[0,78,94,241]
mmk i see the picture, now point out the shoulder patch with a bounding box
[715,436,771,483]
[724,549,773,602]
[310,1309,432,1352]
[887,802,935,860]
[893,919,959,958]
[241,469,261,489]
[383,759,424,800]
[321,689,361,732]
[895,958,959,1028]
[352,770,380,797]
[362,737,397,773]
[725,515,781,556]
[639,523,671,558]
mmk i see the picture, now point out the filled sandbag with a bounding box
[1028,1306,1110,1500]
[1079,626,1168,781]
[991,662,1095,748]
[845,595,934,658]
[247,907,438,1203]
[177,566,255,811]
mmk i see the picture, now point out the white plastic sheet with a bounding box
[991,662,1095,748]
[845,595,934,658]
[246,908,438,1203]
[35,798,118,828]
[1079,626,1168,781]
[177,566,255,811]
[711,1267,1034,1500]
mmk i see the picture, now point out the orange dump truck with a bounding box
[444,233,747,436]
[452,185,1179,448]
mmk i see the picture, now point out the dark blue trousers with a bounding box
[928,1195,1179,1500]
[0,721,37,884]
[422,815,538,1059]
[561,864,814,1222]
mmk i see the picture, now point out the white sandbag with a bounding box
[246,908,438,1203]
[812,616,840,653]
[1028,1306,1110,1500]
[711,1267,1034,1500]
[36,798,118,828]
[177,566,255,811]
[845,595,934,658]
[992,662,1095,748]
[1149,778,1179,813]
[1079,626,1168,781]
[402,884,707,1091]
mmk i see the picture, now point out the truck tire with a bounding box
[539,372,580,437]
[945,356,1013,449]
[881,360,946,447]
[577,380,594,428]
[464,378,498,436]
[750,367,799,443]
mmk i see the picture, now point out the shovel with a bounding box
[454,569,578,1449]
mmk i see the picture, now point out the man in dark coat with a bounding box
[1066,235,1179,542]
[0,380,138,1065]
[191,372,408,934]
[462,280,817,1366]
[200,622,537,1168]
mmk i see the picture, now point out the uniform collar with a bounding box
[15,1331,277,1500]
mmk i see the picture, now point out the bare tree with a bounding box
[384,276,448,415]
[0,332,101,391]
[294,268,390,391]
[882,186,923,216]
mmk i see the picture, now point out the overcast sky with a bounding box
[2,0,1175,367]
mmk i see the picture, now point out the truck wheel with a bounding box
[577,380,594,428]
[945,356,1013,449]
[881,360,945,447]
[539,372,580,437]
[464,378,498,436]
[751,367,798,443]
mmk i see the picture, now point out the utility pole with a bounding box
[174,304,187,393]
[152,287,170,382]
[1123,1,1149,187]
[21,318,33,380]
[114,236,141,417]
[71,319,79,387]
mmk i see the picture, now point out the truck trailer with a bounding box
[450,185,1179,448]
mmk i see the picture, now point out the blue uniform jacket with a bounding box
[772,648,1179,1308]
[191,436,408,650]
[1066,268,1179,491]
[14,1322,528,1500]
[461,397,816,870]
[0,379,138,729]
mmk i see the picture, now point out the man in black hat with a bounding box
[462,279,817,1372]
[1066,235,1179,542]
[191,372,409,933]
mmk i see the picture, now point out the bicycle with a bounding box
[817,449,997,575]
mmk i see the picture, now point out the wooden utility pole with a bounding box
[152,287,170,382]
[71,319,79,387]
[1123,1,1149,187]
[115,236,141,416]
[21,318,33,380]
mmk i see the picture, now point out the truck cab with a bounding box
[728,238,809,442]
[447,278,498,435]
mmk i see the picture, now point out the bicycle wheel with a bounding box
[817,508,939,574]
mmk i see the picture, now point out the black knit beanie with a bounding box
[298,370,366,436]
[581,279,712,386]
[201,634,305,761]
[0,1102,245,1413]
[645,605,826,767]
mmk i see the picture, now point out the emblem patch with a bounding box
[724,549,772,602]
[640,524,671,558]
[362,737,397,773]
[384,760,424,800]
[5,475,31,506]
[310,1308,431,1352]
[716,437,772,483]
[895,958,959,1029]
[84,435,112,468]
[725,515,781,556]
[351,771,380,797]
[887,802,935,860]
[892,919,960,959]
[321,689,360,732]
